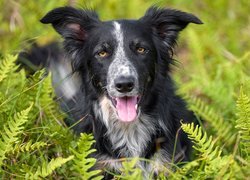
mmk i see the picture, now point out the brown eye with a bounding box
[98,51,108,58]
[136,47,146,54]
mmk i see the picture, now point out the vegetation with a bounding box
[0,0,249,179]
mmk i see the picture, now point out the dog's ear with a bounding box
[140,6,202,49]
[40,7,99,42]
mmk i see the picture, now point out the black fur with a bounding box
[22,6,202,177]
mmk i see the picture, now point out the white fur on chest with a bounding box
[94,96,157,157]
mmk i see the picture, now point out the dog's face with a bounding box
[85,20,157,122]
[41,6,202,122]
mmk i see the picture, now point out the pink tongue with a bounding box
[116,96,138,122]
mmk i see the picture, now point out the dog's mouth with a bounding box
[109,96,140,122]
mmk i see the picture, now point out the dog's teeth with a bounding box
[135,104,138,110]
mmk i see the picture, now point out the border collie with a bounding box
[22,6,202,177]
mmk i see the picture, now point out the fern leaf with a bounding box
[235,88,250,160]
[0,55,18,82]
[11,141,47,154]
[172,160,199,179]
[187,96,236,145]
[71,133,103,180]
[119,158,143,180]
[181,123,240,178]
[0,103,33,167]
[39,74,64,120]
[181,123,221,161]
[25,156,74,179]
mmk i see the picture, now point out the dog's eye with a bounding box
[98,51,108,58]
[136,47,146,54]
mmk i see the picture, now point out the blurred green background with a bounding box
[1,0,249,55]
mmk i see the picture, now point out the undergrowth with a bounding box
[0,0,250,179]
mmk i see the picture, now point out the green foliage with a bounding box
[177,122,247,179]
[235,88,250,161]
[0,0,250,179]
[11,141,48,154]
[0,55,100,179]
[24,156,74,179]
[181,123,221,161]
[0,55,18,82]
[0,103,33,167]
[116,158,143,180]
[71,133,103,180]
[186,96,236,146]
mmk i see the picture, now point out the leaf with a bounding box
[71,133,103,180]
[0,55,18,83]
[25,156,74,179]
[235,88,250,160]
[0,103,33,167]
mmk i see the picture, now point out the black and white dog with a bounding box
[23,6,202,176]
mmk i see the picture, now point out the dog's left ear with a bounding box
[140,6,202,48]
[40,7,100,42]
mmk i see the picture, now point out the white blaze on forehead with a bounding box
[110,21,132,76]
[107,21,138,96]
[113,22,124,51]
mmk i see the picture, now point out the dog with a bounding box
[21,6,202,178]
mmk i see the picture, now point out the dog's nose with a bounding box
[114,76,135,93]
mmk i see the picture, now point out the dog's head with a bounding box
[41,6,202,122]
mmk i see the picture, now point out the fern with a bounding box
[118,158,143,180]
[181,122,221,161]
[11,141,48,154]
[71,133,103,180]
[235,88,250,160]
[181,122,245,179]
[26,70,47,105]
[186,96,236,146]
[0,55,18,82]
[38,73,65,121]
[0,103,33,167]
[171,161,199,179]
[24,155,74,179]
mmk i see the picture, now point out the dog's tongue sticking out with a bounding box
[116,96,137,122]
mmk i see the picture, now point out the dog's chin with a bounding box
[107,95,141,122]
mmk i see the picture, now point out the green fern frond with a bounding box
[71,133,103,180]
[181,123,221,161]
[25,156,74,179]
[39,74,64,120]
[181,123,241,178]
[187,96,236,145]
[0,103,33,167]
[0,55,18,82]
[171,161,199,180]
[119,158,143,180]
[11,141,48,154]
[204,155,235,179]
[235,88,250,160]
[27,70,46,100]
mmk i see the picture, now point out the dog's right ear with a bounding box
[40,7,100,42]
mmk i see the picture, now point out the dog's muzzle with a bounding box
[107,75,140,122]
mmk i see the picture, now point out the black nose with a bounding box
[114,76,135,93]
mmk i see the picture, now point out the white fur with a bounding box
[50,57,81,100]
[94,96,156,157]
